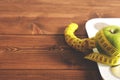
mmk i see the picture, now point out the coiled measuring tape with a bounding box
[95,30,120,57]
[64,23,96,52]
[64,23,120,66]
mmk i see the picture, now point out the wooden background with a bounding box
[0,0,120,80]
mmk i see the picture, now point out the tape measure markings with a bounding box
[85,53,120,66]
[64,23,120,66]
[96,30,120,57]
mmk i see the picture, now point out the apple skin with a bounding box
[96,25,120,56]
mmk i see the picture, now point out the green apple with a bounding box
[96,25,120,56]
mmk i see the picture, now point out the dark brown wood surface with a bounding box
[1,0,120,80]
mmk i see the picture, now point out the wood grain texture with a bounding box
[0,17,87,35]
[0,0,120,35]
[1,0,120,80]
[0,0,120,18]
[0,35,96,69]
[0,35,102,80]
[0,70,102,80]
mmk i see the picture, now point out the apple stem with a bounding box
[110,29,115,34]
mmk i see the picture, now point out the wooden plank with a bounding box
[0,35,97,69]
[0,0,120,35]
[0,17,88,35]
[0,0,120,17]
[0,70,102,80]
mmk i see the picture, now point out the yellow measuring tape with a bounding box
[95,30,120,57]
[84,53,120,66]
[64,23,96,52]
[64,23,120,66]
